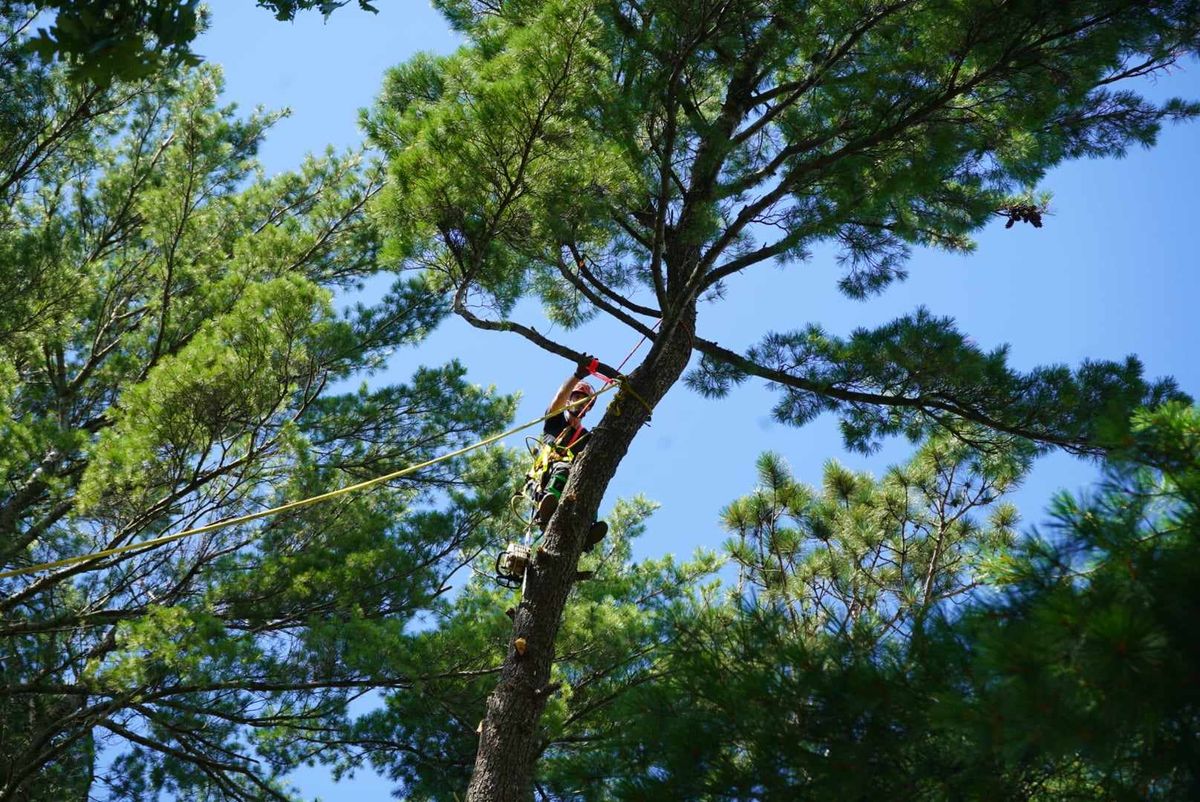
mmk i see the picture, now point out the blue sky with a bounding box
[195,3,1200,798]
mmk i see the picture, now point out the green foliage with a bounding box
[373,0,1197,456]
[688,309,1185,454]
[77,276,339,514]
[258,0,378,22]
[0,34,515,800]
[721,435,1030,641]
[603,603,980,801]
[912,404,1200,798]
[327,496,721,801]
[366,0,635,322]
[24,0,205,83]
[606,406,1200,801]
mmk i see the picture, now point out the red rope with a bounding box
[589,319,661,387]
[613,320,660,378]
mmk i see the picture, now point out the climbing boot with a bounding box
[535,494,558,528]
[583,520,608,553]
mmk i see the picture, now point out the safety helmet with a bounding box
[570,380,595,415]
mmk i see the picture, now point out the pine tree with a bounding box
[0,23,515,799]
[721,434,1028,642]
[618,405,1200,802]
[932,402,1200,799]
[366,0,1199,796]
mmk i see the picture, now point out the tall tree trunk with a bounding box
[465,303,697,801]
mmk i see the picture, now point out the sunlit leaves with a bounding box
[368,0,638,320]
[77,276,336,515]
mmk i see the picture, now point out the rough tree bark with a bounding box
[465,303,698,801]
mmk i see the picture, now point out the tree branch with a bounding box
[451,283,622,378]
[691,335,1090,453]
[561,244,667,321]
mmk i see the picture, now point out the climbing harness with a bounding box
[496,404,590,589]
[494,328,659,590]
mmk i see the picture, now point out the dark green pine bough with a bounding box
[365,0,1199,798]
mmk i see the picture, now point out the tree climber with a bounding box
[532,357,608,552]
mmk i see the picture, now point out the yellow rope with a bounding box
[0,384,618,582]
[612,376,654,416]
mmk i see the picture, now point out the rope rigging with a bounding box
[1,323,660,585]
[0,383,619,583]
